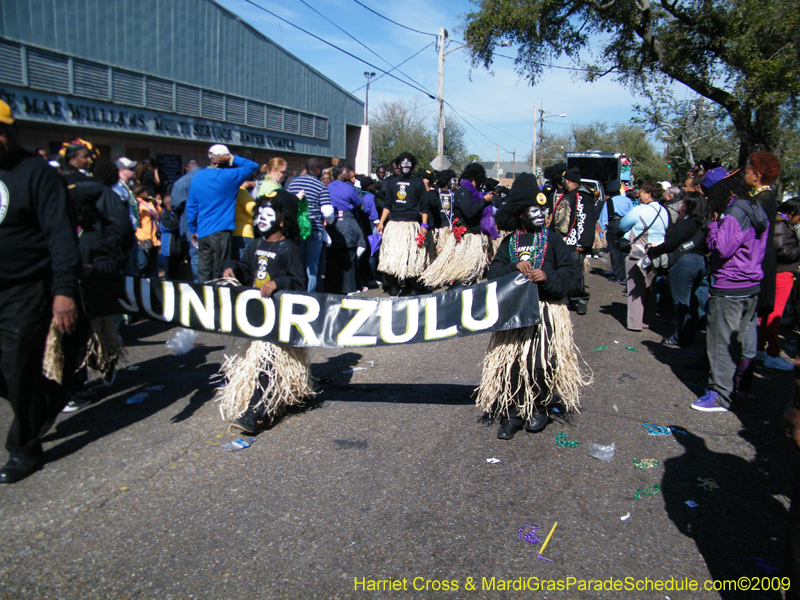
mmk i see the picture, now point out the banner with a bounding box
[82,273,540,349]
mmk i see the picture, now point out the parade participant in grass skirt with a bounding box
[420,163,498,289]
[216,190,314,434]
[376,152,433,296]
[477,173,590,440]
[424,169,456,253]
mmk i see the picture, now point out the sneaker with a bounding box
[62,396,92,413]
[661,336,679,347]
[102,364,117,387]
[756,350,768,362]
[763,355,794,371]
[576,304,588,316]
[691,390,729,412]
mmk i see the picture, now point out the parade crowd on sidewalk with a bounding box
[4,98,800,579]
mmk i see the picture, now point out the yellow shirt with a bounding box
[233,187,256,238]
[135,200,162,246]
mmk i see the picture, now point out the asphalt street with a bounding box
[0,258,797,600]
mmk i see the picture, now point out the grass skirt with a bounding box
[42,315,125,382]
[433,227,452,254]
[43,319,64,383]
[419,232,489,288]
[377,221,431,280]
[215,340,315,422]
[84,316,126,375]
[476,301,591,420]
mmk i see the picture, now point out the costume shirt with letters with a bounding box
[223,237,307,292]
[385,176,426,222]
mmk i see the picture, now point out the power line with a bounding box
[447,38,616,73]
[444,99,531,147]
[350,0,438,38]
[296,0,425,93]
[349,43,434,94]
[241,0,436,99]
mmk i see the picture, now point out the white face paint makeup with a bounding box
[400,158,412,175]
[527,206,547,227]
[255,205,277,233]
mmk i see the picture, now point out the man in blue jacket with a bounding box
[186,144,258,282]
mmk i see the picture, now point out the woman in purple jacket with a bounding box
[692,171,769,412]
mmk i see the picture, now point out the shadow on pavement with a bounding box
[662,416,795,598]
[41,344,225,462]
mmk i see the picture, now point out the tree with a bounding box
[370,100,470,171]
[370,99,436,170]
[462,0,800,166]
[633,83,736,175]
[442,118,469,172]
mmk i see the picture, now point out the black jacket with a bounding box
[774,216,800,273]
[68,179,136,255]
[0,150,80,299]
[488,229,578,302]
[550,187,596,249]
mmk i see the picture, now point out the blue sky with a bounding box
[223,0,695,162]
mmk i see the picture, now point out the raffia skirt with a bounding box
[215,340,315,422]
[43,315,125,383]
[377,221,433,280]
[476,301,591,421]
[419,232,489,288]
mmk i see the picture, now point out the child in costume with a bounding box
[420,163,497,289]
[217,189,314,434]
[476,173,590,440]
[375,152,433,296]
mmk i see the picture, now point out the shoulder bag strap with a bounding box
[631,204,662,244]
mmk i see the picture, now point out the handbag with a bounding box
[615,205,663,255]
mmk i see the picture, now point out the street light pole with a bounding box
[532,101,537,178]
[537,107,567,179]
[364,71,376,125]
[437,28,448,170]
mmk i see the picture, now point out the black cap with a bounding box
[506,173,541,207]
[606,180,621,195]
[563,166,581,183]
[415,168,433,180]
[261,188,298,219]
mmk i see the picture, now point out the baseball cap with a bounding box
[0,100,14,125]
[116,157,138,171]
[208,144,230,158]
[700,167,728,191]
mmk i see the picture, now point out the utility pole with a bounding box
[436,28,448,170]
[497,143,500,180]
[364,72,375,125]
[538,103,545,178]
[512,149,516,179]
[532,102,537,180]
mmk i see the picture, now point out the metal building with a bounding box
[0,0,368,181]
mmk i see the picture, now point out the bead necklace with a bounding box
[753,185,771,196]
[509,228,549,268]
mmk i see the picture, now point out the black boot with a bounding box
[497,416,524,440]
[231,407,266,435]
[525,409,549,433]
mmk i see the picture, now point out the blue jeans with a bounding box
[189,241,199,283]
[299,229,324,292]
[668,253,707,345]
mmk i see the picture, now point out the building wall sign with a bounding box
[0,86,320,154]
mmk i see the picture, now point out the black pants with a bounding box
[198,230,233,283]
[606,219,626,281]
[568,249,590,308]
[326,247,358,294]
[0,278,68,459]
